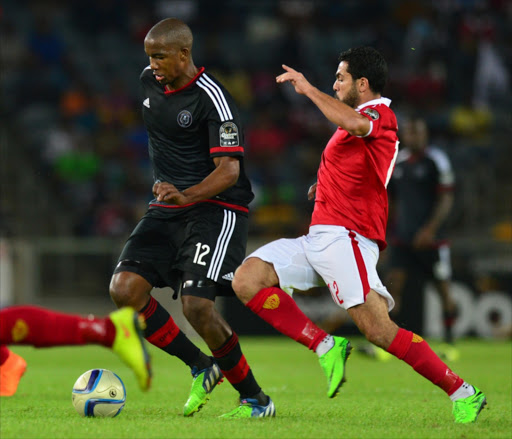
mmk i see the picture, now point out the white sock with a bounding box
[450,382,475,402]
[315,335,334,357]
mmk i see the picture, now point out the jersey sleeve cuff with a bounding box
[210,146,244,155]
[361,120,373,138]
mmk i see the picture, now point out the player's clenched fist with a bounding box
[152,181,186,204]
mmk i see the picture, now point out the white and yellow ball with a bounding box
[71,369,126,417]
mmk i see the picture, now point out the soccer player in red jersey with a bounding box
[231,47,486,424]
[0,306,151,396]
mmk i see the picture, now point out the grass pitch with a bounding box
[1,337,510,439]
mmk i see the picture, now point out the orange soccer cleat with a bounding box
[0,350,27,396]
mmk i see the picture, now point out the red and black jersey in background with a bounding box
[140,66,254,218]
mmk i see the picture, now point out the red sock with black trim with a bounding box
[0,306,115,347]
[140,297,211,370]
[246,287,328,351]
[212,332,262,399]
[387,328,463,395]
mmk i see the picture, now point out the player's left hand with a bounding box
[413,225,436,249]
[153,181,188,205]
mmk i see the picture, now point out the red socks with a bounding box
[0,306,115,348]
[387,328,463,395]
[246,287,327,351]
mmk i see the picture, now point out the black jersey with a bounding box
[389,146,454,244]
[140,66,254,218]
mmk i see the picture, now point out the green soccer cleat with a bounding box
[110,307,152,391]
[219,397,276,418]
[453,387,487,423]
[183,361,223,417]
[319,336,352,398]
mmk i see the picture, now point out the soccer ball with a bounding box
[71,369,126,417]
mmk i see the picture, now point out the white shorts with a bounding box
[246,225,395,311]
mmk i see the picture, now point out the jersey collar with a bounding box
[164,67,205,95]
[356,97,391,110]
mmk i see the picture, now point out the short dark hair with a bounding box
[146,18,193,49]
[339,47,387,94]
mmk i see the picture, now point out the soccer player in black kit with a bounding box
[109,18,274,418]
[387,117,458,361]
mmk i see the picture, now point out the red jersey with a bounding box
[311,98,399,250]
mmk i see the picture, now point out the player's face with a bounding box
[333,61,359,108]
[144,37,184,86]
[401,120,428,152]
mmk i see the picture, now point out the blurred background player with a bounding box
[0,306,151,396]
[108,18,273,418]
[387,117,458,361]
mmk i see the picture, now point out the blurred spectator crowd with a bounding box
[1,0,511,241]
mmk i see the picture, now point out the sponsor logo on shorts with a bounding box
[222,272,234,281]
[177,110,193,127]
[412,333,424,343]
[143,98,150,108]
[262,294,280,310]
[219,122,239,146]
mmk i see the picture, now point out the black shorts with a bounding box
[389,244,452,281]
[114,205,248,296]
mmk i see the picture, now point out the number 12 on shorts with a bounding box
[193,242,210,266]
[328,281,344,305]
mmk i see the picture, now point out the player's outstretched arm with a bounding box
[276,65,369,136]
[276,64,315,96]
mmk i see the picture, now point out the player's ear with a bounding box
[358,77,369,93]
[180,47,189,61]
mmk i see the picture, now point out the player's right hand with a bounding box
[153,181,183,204]
[308,182,317,200]
[276,64,312,96]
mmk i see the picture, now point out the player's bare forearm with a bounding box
[413,192,454,248]
[153,157,239,205]
[276,64,369,136]
[423,192,454,233]
[182,156,239,204]
[307,88,370,136]
[183,162,239,203]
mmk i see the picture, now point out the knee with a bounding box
[232,266,260,305]
[109,272,149,310]
[232,259,276,305]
